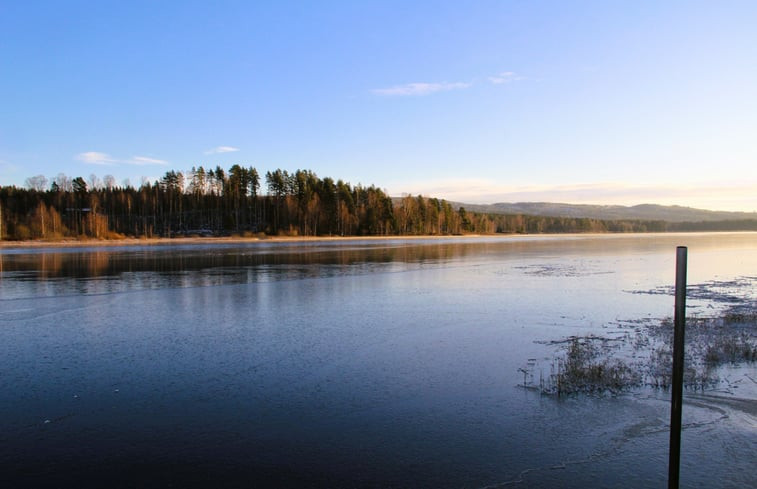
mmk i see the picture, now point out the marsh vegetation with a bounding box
[521,279,757,396]
[520,277,757,396]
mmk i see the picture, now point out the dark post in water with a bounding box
[668,246,687,489]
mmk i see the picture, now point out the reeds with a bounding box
[521,306,757,397]
[535,337,641,396]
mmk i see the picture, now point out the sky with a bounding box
[1,0,756,211]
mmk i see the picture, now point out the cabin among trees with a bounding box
[0,166,754,241]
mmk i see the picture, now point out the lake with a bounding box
[1,233,756,488]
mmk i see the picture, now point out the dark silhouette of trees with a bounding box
[2,167,756,241]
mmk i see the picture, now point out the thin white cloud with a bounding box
[75,152,168,166]
[371,82,471,97]
[488,71,525,84]
[204,146,240,155]
[76,151,116,165]
[130,156,169,166]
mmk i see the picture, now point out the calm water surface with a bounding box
[1,233,756,488]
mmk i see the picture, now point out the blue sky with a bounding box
[1,1,756,211]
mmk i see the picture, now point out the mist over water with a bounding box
[1,234,756,488]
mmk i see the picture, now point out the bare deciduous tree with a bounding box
[25,175,48,191]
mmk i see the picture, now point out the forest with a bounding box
[1,166,756,241]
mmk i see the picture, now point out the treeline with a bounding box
[1,167,756,241]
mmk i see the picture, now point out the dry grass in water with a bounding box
[521,308,757,397]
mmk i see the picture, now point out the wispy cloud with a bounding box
[76,151,116,165]
[130,156,169,166]
[204,146,240,155]
[76,152,168,166]
[488,71,525,84]
[371,72,523,96]
[371,82,471,97]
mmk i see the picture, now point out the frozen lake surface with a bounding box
[1,233,756,487]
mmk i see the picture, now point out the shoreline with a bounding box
[1,231,754,251]
[0,234,491,250]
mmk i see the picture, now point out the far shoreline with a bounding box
[0,234,486,250]
[1,231,754,251]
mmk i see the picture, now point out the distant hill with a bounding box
[450,202,757,223]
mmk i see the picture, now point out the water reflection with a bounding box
[1,244,455,299]
[1,233,754,301]
[4,233,754,282]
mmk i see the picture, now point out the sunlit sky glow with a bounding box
[1,1,756,211]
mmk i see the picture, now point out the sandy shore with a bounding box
[2,231,735,250]
[0,234,489,250]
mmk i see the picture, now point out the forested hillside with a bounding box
[1,167,755,241]
[460,202,757,223]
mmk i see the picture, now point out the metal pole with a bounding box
[668,246,687,489]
